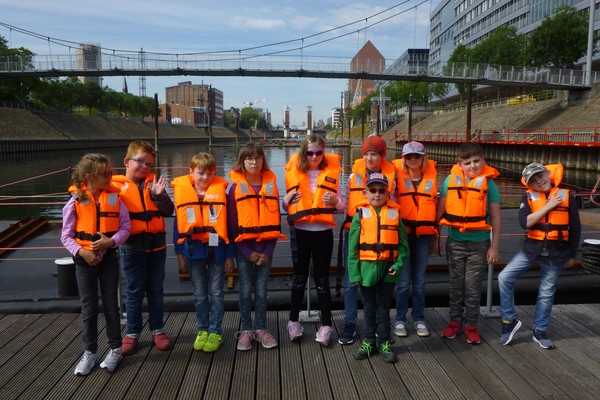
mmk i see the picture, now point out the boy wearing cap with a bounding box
[348,173,409,363]
[498,163,580,349]
[437,142,502,345]
[338,135,397,345]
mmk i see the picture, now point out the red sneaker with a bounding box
[464,325,481,344]
[122,336,138,356]
[442,321,462,339]
[153,332,173,351]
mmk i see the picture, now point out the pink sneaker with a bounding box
[315,325,333,347]
[287,321,303,341]
[236,330,254,351]
[255,330,278,349]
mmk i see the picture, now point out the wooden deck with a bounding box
[2,305,600,400]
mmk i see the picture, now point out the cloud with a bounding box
[227,17,286,31]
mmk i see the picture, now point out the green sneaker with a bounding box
[353,340,376,360]
[378,341,398,363]
[194,331,209,351]
[203,333,222,352]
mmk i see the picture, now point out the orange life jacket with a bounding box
[394,159,438,236]
[171,174,229,244]
[111,174,166,236]
[228,169,287,242]
[357,199,401,261]
[284,153,341,226]
[525,164,570,241]
[439,164,499,232]
[343,158,396,230]
[68,183,121,251]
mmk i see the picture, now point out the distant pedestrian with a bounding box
[338,135,396,345]
[349,173,409,363]
[283,134,345,347]
[112,140,174,356]
[393,141,439,338]
[61,153,130,375]
[437,142,502,344]
[228,143,286,351]
[498,163,581,349]
[172,152,234,353]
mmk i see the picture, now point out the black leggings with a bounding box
[289,228,333,325]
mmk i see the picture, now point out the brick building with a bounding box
[349,41,385,108]
[161,81,224,127]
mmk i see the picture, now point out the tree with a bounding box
[472,26,526,66]
[527,6,589,68]
[0,35,41,104]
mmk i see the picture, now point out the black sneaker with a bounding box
[378,341,398,363]
[354,340,376,360]
[500,319,522,345]
[533,329,556,349]
[338,323,356,345]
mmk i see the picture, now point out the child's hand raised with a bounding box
[151,175,167,196]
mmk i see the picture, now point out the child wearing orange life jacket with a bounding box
[498,163,581,349]
[437,142,502,345]
[227,143,286,351]
[112,140,174,356]
[348,173,409,364]
[283,134,345,347]
[61,154,130,376]
[172,152,234,353]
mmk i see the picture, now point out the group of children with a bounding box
[61,136,580,374]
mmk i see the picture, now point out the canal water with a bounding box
[0,142,597,220]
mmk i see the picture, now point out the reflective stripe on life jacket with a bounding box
[111,174,165,235]
[394,158,438,236]
[171,174,229,244]
[439,164,499,232]
[357,200,400,261]
[343,158,396,230]
[228,169,287,242]
[284,153,341,226]
[68,183,121,251]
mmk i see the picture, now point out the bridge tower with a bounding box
[283,106,290,138]
[139,48,147,97]
[305,106,313,135]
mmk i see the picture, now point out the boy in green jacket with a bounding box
[348,173,409,363]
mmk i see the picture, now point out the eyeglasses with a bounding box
[306,150,324,157]
[129,157,154,169]
[244,156,263,163]
[368,188,387,195]
[102,170,114,179]
[404,154,422,160]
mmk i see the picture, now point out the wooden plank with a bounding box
[255,311,281,399]
[278,310,308,400]
[0,313,77,394]
[203,310,239,400]
[15,314,84,400]
[0,314,32,335]
[0,314,44,352]
[0,314,57,369]
[298,319,333,398]
[227,311,257,400]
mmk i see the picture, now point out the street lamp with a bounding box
[229,107,239,146]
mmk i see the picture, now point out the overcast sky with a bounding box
[2,0,440,125]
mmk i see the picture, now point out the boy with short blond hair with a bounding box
[437,142,502,344]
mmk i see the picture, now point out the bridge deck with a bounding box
[1,306,600,399]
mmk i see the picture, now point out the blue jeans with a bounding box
[342,229,358,326]
[237,253,271,331]
[121,247,166,334]
[498,251,562,332]
[396,235,433,322]
[189,254,225,334]
[74,250,122,353]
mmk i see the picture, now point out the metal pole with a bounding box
[585,0,595,86]
[466,84,472,141]
[408,94,413,142]
[153,93,159,166]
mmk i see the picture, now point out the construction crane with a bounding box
[243,98,267,107]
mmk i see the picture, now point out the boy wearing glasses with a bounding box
[348,173,409,363]
[437,142,502,345]
[112,140,175,355]
[498,163,580,349]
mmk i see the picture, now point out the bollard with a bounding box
[55,257,79,297]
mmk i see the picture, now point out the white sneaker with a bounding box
[74,350,98,376]
[100,348,122,372]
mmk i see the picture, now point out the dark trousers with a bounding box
[360,280,395,346]
[75,250,122,353]
[289,228,333,326]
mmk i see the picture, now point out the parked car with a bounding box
[507,95,536,105]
